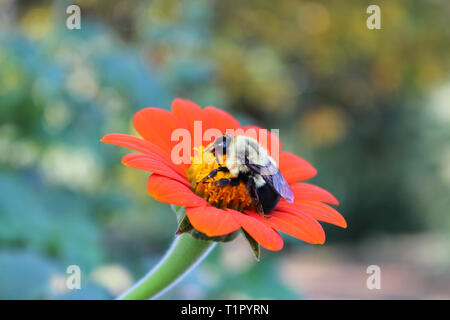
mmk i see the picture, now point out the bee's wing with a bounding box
[248,163,294,203]
[269,169,294,202]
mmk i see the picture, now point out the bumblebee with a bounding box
[202,134,294,215]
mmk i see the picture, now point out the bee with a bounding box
[201,134,294,215]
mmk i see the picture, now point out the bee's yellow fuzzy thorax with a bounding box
[188,146,253,211]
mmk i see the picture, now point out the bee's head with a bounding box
[205,134,232,158]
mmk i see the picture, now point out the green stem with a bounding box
[118,234,216,300]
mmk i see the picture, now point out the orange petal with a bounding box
[101,134,186,177]
[133,107,187,154]
[279,152,317,183]
[122,153,191,187]
[186,206,240,237]
[291,183,339,205]
[171,98,203,148]
[261,209,325,244]
[277,201,347,229]
[230,210,283,251]
[147,174,206,207]
[101,133,169,158]
[202,106,241,145]
[242,125,282,158]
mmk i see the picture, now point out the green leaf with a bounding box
[241,229,260,261]
[176,215,194,235]
[171,204,186,224]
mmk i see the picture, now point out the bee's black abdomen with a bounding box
[257,183,281,213]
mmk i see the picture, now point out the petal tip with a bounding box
[271,243,284,251]
[313,231,326,245]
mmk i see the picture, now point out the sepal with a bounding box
[241,229,260,261]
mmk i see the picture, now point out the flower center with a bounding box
[188,146,253,211]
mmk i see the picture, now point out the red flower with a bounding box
[101,99,346,251]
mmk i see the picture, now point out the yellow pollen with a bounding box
[188,146,253,211]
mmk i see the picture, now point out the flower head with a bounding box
[101,99,346,254]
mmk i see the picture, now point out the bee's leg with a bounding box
[246,178,269,218]
[200,166,229,183]
[214,177,240,187]
[215,153,223,168]
[210,149,225,168]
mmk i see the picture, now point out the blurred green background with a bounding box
[1,0,449,299]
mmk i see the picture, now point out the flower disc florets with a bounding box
[188,146,253,211]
